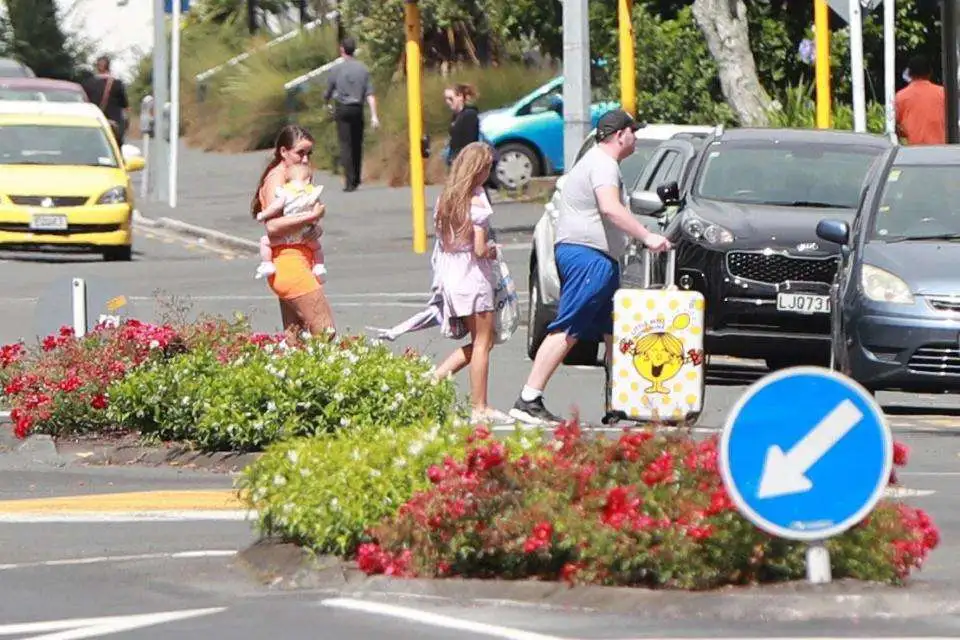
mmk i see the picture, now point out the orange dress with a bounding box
[259,167,320,301]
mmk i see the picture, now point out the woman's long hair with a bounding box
[435,142,493,250]
[250,124,315,218]
[451,83,478,104]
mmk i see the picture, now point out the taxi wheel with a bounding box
[102,245,133,262]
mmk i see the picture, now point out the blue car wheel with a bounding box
[494,142,541,189]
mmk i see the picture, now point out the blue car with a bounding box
[479,76,618,189]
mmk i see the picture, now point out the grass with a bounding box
[154,23,555,185]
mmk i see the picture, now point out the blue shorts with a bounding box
[547,243,620,342]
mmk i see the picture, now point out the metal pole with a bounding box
[71,278,87,338]
[943,0,960,143]
[404,0,427,255]
[248,0,257,34]
[814,0,832,128]
[152,0,169,204]
[849,0,867,132]
[883,0,897,141]
[169,0,181,208]
[617,0,636,117]
[562,0,591,173]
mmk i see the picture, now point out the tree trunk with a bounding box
[691,0,772,126]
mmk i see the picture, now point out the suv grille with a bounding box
[908,345,960,376]
[726,252,838,285]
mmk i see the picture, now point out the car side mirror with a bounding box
[657,181,681,206]
[629,190,666,217]
[816,219,850,247]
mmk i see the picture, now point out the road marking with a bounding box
[884,487,936,498]
[0,607,225,639]
[320,598,563,640]
[489,424,720,434]
[0,550,237,571]
[0,490,244,513]
[0,510,249,523]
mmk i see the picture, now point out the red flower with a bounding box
[560,562,581,585]
[706,487,733,515]
[687,348,704,366]
[641,451,675,486]
[426,465,444,484]
[893,441,909,467]
[686,524,714,541]
[619,339,633,354]
[3,376,25,395]
[602,486,641,528]
[58,326,75,337]
[90,394,108,410]
[467,425,491,443]
[523,521,553,554]
[356,543,387,574]
[58,376,82,393]
[41,335,59,352]
[0,342,24,368]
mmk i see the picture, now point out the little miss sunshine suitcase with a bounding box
[604,247,707,426]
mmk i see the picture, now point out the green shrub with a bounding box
[107,335,463,452]
[768,80,889,135]
[238,421,543,555]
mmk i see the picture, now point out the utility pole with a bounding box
[298,0,308,25]
[404,0,426,254]
[944,0,960,143]
[848,0,867,132]
[617,0,636,117]
[814,0,831,128]
[336,0,345,44]
[151,0,169,204]
[562,0,590,173]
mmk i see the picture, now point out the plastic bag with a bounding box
[493,249,520,344]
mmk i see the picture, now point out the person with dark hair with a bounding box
[895,55,945,145]
[82,55,130,145]
[324,36,379,192]
[443,83,480,166]
[251,124,335,341]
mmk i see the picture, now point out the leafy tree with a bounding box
[188,0,298,29]
[4,0,83,80]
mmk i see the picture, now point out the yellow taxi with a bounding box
[0,101,145,261]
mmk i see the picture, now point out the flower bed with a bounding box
[355,422,937,588]
[1,318,463,453]
[108,336,461,452]
[1,318,265,439]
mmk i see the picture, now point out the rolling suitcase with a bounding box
[603,246,707,426]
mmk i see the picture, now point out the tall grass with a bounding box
[178,22,339,151]
[768,79,888,135]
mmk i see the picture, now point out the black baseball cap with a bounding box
[595,109,641,141]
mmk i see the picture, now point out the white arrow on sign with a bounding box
[828,0,883,24]
[0,607,224,639]
[757,399,864,500]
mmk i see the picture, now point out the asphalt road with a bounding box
[1,148,960,637]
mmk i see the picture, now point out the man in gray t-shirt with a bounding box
[324,37,380,192]
[510,109,671,426]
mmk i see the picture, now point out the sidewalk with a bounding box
[138,146,545,256]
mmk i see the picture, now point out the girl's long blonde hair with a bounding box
[435,142,494,250]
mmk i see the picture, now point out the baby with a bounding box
[255,164,327,282]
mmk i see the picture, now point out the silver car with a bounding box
[526,124,715,365]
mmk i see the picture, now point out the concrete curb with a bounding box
[135,213,259,254]
[237,540,960,622]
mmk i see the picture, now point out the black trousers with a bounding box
[334,103,364,189]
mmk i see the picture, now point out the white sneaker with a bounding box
[470,408,515,426]
[313,263,327,282]
[255,262,276,279]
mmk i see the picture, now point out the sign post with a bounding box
[152,0,169,204]
[719,367,892,584]
[562,0,591,174]
[814,0,831,128]
[883,0,896,141]
[404,0,426,255]
[618,0,636,117]
[165,0,189,209]
[848,0,867,132]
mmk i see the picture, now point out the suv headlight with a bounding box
[681,212,734,245]
[97,186,128,205]
[861,264,914,304]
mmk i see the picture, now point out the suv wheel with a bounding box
[495,143,540,190]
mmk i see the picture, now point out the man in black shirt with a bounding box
[82,56,130,146]
[324,37,379,192]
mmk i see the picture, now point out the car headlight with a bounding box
[681,212,734,245]
[97,186,128,205]
[861,264,914,304]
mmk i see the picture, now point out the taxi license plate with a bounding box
[29,214,68,231]
[776,292,830,314]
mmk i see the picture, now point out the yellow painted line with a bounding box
[0,490,245,513]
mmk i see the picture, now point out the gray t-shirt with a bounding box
[554,146,628,259]
[324,58,374,106]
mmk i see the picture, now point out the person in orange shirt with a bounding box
[895,56,946,145]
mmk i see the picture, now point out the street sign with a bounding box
[164,0,189,14]
[720,366,892,542]
[828,0,882,24]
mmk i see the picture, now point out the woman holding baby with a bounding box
[251,124,335,341]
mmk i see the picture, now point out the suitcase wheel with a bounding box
[602,410,628,425]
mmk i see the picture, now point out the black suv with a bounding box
[632,127,891,370]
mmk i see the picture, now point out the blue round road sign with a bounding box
[720,366,892,541]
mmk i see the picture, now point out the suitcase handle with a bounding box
[639,247,677,289]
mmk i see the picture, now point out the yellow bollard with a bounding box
[405,0,427,255]
[618,0,636,117]
[814,0,832,129]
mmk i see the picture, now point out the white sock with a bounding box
[520,386,542,402]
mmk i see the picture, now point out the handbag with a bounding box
[492,247,519,344]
